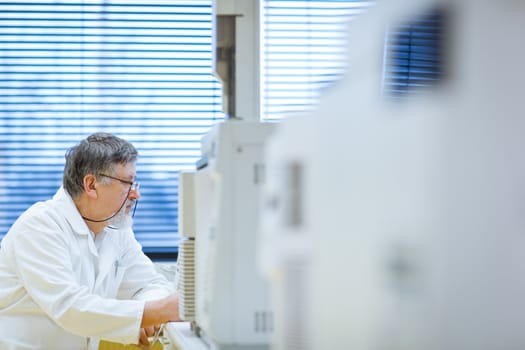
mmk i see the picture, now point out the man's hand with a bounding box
[141,293,181,328]
[138,324,160,347]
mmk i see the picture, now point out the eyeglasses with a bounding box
[99,173,140,192]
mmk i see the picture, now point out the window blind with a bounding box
[262,0,373,122]
[382,6,447,98]
[0,0,224,254]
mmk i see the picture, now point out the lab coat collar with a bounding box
[52,186,93,238]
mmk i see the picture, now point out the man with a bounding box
[0,132,180,349]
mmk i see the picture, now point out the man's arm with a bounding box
[117,228,175,301]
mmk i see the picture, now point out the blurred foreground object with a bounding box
[259,0,525,350]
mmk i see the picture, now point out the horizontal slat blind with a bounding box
[262,0,373,122]
[0,0,224,252]
[382,6,446,98]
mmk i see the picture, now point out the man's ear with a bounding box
[83,174,98,198]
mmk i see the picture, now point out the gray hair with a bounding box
[63,132,138,198]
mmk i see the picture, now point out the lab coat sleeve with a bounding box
[11,211,143,345]
[116,227,175,301]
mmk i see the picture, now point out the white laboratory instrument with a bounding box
[212,0,260,121]
[174,1,274,347]
[192,120,274,350]
[259,1,525,350]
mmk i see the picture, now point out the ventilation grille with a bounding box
[282,262,311,350]
[177,238,196,321]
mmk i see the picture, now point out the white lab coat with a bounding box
[0,187,174,350]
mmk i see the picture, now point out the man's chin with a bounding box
[108,212,133,229]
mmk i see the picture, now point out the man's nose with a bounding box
[129,187,141,200]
